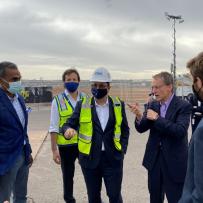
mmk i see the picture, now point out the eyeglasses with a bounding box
[11,77,21,82]
[151,84,165,90]
[91,83,108,89]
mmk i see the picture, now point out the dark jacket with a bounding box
[0,88,32,175]
[135,95,192,183]
[62,96,130,169]
[179,118,203,203]
[189,94,203,133]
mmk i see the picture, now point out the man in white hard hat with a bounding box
[62,67,130,203]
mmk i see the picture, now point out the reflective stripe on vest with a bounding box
[111,96,122,151]
[55,93,78,145]
[78,97,93,155]
[78,96,122,155]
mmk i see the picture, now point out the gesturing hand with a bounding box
[146,109,159,121]
[64,128,77,139]
[128,103,142,121]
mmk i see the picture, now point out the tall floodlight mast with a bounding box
[165,12,184,93]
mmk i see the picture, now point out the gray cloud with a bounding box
[0,0,203,79]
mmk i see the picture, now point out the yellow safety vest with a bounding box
[78,96,123,155]
[55,92,84,145]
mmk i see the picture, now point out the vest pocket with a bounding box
[78,134,92,155]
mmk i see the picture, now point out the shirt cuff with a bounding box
[48,127,59,133]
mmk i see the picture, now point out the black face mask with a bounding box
[91,87,108,99]
[192,84,203,102]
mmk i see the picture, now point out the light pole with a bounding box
[165,12,184,93]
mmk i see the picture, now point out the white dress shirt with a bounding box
[8,94,25,128]
[8,94,26,144]
[95,98,109,151]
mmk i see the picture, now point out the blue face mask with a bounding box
[91,87,108,99]
[8,81,23,94]
[64,82,79,93]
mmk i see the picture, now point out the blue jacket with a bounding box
[135,96,192,183]
[179,118,203,203]
[0,88,32,175]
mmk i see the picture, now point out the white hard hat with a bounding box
[90,67,112,82]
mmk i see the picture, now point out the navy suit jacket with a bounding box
[0,88,32,175]
[179,118,203,203]
[62,96,130,169]
[135,95,192,183]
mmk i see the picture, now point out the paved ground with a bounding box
[27,104,175,203]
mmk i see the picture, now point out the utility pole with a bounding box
[165,12,184,93]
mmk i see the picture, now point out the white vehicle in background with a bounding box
[176,74,193,100]
[176,85,193,100]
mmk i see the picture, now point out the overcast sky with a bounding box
[0,0,203,80]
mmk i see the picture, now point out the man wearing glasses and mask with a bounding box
[179,52,203,203]
[62,67,129,203]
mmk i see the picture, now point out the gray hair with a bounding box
[153,71,174,86]
[0,61,18,77]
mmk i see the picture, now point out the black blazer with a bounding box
[135,95,192,183]
[62,96,130,169]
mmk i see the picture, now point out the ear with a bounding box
[168,84,173,92]
[196,77,202,86]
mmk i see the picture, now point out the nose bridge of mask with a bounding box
[9,80,21,88]
[91,87,108,99]
[0,77,21,86]
[64,82,79,92]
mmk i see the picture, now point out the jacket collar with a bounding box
[165,95,178,120]
[0,88,26,129]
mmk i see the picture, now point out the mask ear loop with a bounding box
[0,78,14,96]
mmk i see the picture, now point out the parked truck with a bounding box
[176,85,193,100]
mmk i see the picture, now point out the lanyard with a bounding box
[62,93,74,110]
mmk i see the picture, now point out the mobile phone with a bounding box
[149,93,156,100]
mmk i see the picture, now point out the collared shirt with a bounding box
[8,94,26,145]
[49,89,81,133]
[160,93,174,118]
[95,98,109,151]
[8,93,25,128]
